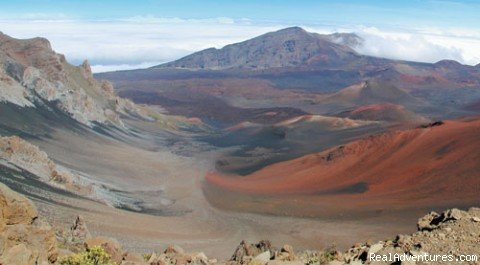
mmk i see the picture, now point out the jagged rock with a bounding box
[231,240,255,261]
[70,215,91,240]
[256,240,274,254]
[0,182,37,225]
[276,244,296,261]
[165,244,185,255]
[85,236,124,263]
[444,208,468,221]
[0,244,34,265]
[122,252,148,265]
[367,242,384,256]
[147,252,159,263]
[191,252,209,264]
[101,79,115,96]
[281,244,294,256]
[0,68,33,107]
[0,136,92,196]
[66,215,91,249]
[329,208,480,265]
[147,245,211,265]
[251,251,271,265]
[0,32,153,127]
[418,208,472,232]
[149,253,168,265]
[0,183,58,264]
[417,211,442,231]
[468,207,480,217]
[81,60,93,80]
[230,240,277,262]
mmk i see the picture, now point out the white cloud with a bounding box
[91,61,165,73]
[305,25,480,65]
[354,26,466,64]
[122,16,239,25]
[0,17,479,72]
[18,12,70,20]
[0,17,279,72]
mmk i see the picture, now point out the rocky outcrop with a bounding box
[226,208,480,265]
[0,135,92,195]
[331,208,480,265]
[230,240,277,263]
[0,183,58,265]
[57,215,92,253]
[0,32,151,127]
[69,215,92,244]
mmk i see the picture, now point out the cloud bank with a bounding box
[1,16,479,72]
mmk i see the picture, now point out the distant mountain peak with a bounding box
[276,26,308,34]
[157,27,359,70]
[434,59,463,68]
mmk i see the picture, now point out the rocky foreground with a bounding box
[1,182,479,265]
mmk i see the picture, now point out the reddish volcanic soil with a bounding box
[340,103,428,124]
[205,117,480,218]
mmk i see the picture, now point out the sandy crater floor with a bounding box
[31,127,418,259]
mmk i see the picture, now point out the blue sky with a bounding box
[2,0,479,26]
[1,0,479,71]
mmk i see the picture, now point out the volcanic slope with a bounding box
[205,117,480,218]
[159,27,361,70]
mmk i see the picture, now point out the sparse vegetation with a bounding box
[57,246,115,265]
[143,253,153,262]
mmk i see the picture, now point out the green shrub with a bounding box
[142,253,152,262]
[57,246,116,265]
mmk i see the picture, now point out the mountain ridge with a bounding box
[157,27,361,70]
[0,32,152,127]
[154,27,477,71]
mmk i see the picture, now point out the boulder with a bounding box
[69,215,91,244]
[122,252,148,265]
[444,208,468,221]
[367,242,384,255]
[148,253,168,265]
[417,211,442,231]
[468,207,480,217]
[164,244,185,255]
[85,236,124,263]
[231,240,276,262]
[0,244,34,265]
[0,183,58,264]
[251,251,271,265]
[0,182,38,225]
[281,244,294,256]
[277,244,296,261]
[231,240,256,261]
